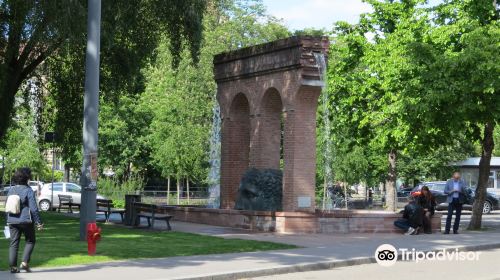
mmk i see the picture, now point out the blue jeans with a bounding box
[394,218,411,231]
[445,198,462,233]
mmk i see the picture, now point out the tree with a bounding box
[338,0,500,226]
[0,105,49,182]
[408,0,499,229]
[324,0,486,213]
[0,0,86,141]
[141,0,290,186]
[99,95,152,180]
[46,44,85,174]
[35,0,209,179]
[0,0,207,142]
[494,127,500,156]
[327,0,429,211]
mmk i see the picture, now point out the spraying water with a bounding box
[314,52,334,210]
[207,101,221,208]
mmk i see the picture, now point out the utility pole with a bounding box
[80,0,101,240]
[44,132,56,207]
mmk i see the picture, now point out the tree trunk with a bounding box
[0,72,22,140]
[176,176,180,205]
[167,177,171,205]
[344,184,348,210]
[64,164,71,182]
[468,122,495,230]
[322,177,327,210]
[124,162,131,181]
[186,177,190,204]
[385,149,397,212]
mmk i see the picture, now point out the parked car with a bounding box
[397,186,414,197]
[0,185,11,196]
[410,181,499,214]
[1,182,42,196]
[28,180,44,194]
[37,182,105,211]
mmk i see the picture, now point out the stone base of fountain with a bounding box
[162,207,442,234]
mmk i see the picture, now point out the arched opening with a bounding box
[256,88,283,169]
[220,93,250,208]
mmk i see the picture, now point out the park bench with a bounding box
[57,194,80,213]
[133,202,172,230]
[96,199,125,223]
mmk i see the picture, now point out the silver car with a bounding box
[37,182,105,211]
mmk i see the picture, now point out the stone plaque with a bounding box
[297,196,311,208]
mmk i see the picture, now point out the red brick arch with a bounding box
[215,36,329,212]
[250,87,283,170]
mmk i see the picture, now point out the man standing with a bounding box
[444,171,466,234]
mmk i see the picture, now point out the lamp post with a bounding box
[80,0,101,240]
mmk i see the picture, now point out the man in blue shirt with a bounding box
[443,171,466,234]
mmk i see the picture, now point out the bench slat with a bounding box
[133,202,173,230]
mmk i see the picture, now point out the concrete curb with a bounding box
[173,243,500,280]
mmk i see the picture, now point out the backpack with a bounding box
[405,202,423,228]
[5,187,21,214]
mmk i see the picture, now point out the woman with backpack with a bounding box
[5,168,43,273]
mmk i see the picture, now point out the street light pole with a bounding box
[44,132,56,207]
[51,139,55,208]
[80,0,101,240]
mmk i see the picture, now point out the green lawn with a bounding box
[0,212,296,269]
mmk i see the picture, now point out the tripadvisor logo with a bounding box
[375,244,398,267]
[375,244,481,267]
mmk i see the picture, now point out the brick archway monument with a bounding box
[214,36,329,212]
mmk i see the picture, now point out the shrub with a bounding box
[98,175,144,203]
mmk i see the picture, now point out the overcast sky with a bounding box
[261,0,442,31]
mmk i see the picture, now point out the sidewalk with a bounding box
[2,216,500,280]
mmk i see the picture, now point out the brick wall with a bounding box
[166,207,442,234]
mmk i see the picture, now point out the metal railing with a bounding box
[99,190,210,207]
[140,190,209,206]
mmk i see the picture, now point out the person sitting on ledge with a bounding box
[394,196,423,235]
[417,186,436,234]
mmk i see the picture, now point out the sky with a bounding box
[262,0,372,30]
[262,0,443,31]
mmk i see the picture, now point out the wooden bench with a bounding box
[133,202,172,230]
[96,199,125,223]
[57,194,80,213]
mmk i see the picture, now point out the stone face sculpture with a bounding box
[234,168,283,211]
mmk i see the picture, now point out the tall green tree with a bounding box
[409,0,499,229]
[40,0,208,177]
[142,0,290,185]
[326,0,433,211]
[0,0,85,141]
[0,0,207,143]
[0,104,49,182]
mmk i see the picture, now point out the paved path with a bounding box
[2,212,500,280]
[251,248,500,280]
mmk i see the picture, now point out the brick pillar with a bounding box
[282,86,321,212]
[220,93,250,209]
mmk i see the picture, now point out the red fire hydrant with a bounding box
[87,223,101,256]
